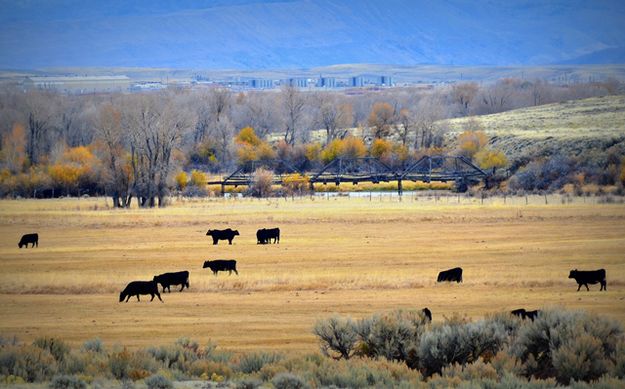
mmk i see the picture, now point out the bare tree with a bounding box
[316,94,353,144]
[23,91,59,165]
[452,82,479,116]
[414,94,447,150]
[122,93,193,207]
[280,85,305,145]
[95,103,132,208]
[193,88,231,144]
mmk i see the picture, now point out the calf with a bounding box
[437,267,463,283]
[203,259,238,275]
[511,309,540,321]
[153,271,189,293]
[18,233,38,248]
[257,228,280,244]
[568,269,607,291]
[119,281,163,302]
[422,307,432,322]
[206,229,239,245]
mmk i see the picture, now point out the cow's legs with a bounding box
[213,238,218,245]
[150,294,155,301]
[601,281,607,291]
[125,295,131,302]
[179,284,184,292]
[35,240,38,247]
[234,269,239,275]
[228,239,233,245]
[136,295,140,302]
[585,283,590,291]
[577,284,582,291]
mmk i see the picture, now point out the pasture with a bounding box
[0,195,624,353]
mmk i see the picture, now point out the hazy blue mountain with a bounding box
[1,0,624,69]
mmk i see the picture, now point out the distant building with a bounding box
[350,76,364,87]
[380,75,393,87]
[22,75,131,94]
[249,79,273,89]
[286,78,309,88]
[319,76,336,88]
[129,82,167,92]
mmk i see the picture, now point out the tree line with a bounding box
[0,78,621,206]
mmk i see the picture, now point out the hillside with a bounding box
[1,0,625,69]
[442,95,625,163]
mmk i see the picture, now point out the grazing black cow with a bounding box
[437,267,463,283]
[422,307,432,322]
[119,281,163,302]
[206,229,239,245]
[203,259,238,275]
[153,271,189,293]
[257,228,280,244]
[511,309,540,321]
[568,269,607,291]
[18,233,38,248]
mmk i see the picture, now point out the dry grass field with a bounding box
[0,195,624,354]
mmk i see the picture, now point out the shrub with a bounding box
[175,171,188,191]
[0,344,57,382]
[234,378,263,389]
[33,337,70,363]
[189,359,232,379]
[82,338,104,354]
[272,372,310,389]
[49,374,87,389]
[237,352,282,374]
[417,317,512,377]
[144,374,173,389]
[512,309,624,384]
[282,173,310,195]
[248,167,274,197]
[355,309,428,365]
[109,348,132,380]
[313,316,359,360]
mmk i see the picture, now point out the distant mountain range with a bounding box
[1,0,624,70]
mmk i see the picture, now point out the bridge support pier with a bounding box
[397,179,403,196]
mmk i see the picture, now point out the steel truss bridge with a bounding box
[207,155,488,195]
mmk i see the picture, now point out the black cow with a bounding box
[422,307,432,322]
[206,229,239,245]
[153,271,189,293]
[511,309,540,321]
[568,269,607,291]
[119,281,163,302]
[203,259,238,275]
[18,233,38,248]
[437,267,463,283]
[257,228,280,244]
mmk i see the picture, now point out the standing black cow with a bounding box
[206,229,239,245]
[18,233,38,248]
[203,259,238,275]
[257,228,280,244]
[153,271,190,293]
[119,281,163,302]
[568,269,607,291]
[437,267,463,283]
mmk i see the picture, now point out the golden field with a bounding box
[0,195,624,353]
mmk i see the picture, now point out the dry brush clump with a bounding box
[313,308,625,386]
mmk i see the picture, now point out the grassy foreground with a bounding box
[0,195,624,352]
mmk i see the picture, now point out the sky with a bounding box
[1,0,625,69]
